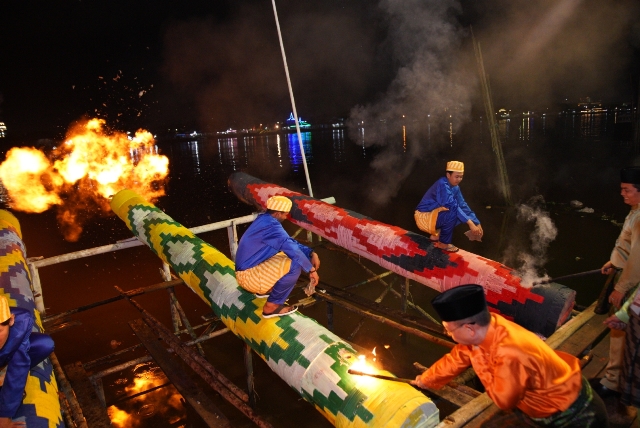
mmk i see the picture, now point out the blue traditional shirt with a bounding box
[416,176,480,225]
[0,307,34,418]
[235,213,314,272]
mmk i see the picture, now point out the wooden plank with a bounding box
[129,319,232,428]
[555,312,609,356]
[425,385,477,408]
[63,362,113,428]
[581,333,611,380]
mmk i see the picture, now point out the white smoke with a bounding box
[503,196,558,287]
[347,0,473,205]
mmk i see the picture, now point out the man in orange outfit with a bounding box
[412,285,608,427]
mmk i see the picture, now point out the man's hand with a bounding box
[601,261,616,275]
[309,271,319,287]
[604,314,627,331]
[0,417,26,428]
[609,290,625,309]
[412,375,427,389]
[467,221,483,238]
[311,252,320,270]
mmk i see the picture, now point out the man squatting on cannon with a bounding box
[234,195,320,318]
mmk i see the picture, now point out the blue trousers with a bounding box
[268,263,302,305]
[435,209,464,244]
[28,333,54,368]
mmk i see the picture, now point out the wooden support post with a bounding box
[89,375,107,408]
[401,278,410,345]
[314,292,455,349]
[344,271,394,290]
[227,222,238,261]
[26,262,45,314]
[129,319,233,428]
[64,361,112,427]
[244,343,257,408]
[167,286,205,356]
[346,254,438,324]
[50,354,89,428]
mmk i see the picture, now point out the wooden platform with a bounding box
[129,318,232,428]
[63,362,113,428]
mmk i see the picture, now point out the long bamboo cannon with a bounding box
[228,172,576,337]
[110,189,440,428]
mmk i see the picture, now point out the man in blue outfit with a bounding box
[0,295,54,427]
[235,195,320,318]
[414,161,483,252]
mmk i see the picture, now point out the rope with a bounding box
[271,0,314,197]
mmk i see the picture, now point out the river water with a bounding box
[6,110,637,426]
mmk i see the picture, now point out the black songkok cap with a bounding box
[621,167,640,184]
[431,284,487,322]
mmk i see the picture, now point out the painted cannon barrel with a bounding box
[110,190,439,428]
[228,172,575,337]
[0,210,63,427]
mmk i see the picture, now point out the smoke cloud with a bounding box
[502,196,558,286]
[347,0,474,204]
[345,0,638,206]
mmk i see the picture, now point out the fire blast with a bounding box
[0,118,169,241]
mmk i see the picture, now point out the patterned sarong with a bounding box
[414,208,448,236]
[483,377,607,427]
[621,310,640,407]
[235,251,291,294]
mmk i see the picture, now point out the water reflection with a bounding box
[579,112,607,138]
[217,137,240,170]
[187,141,200,174]
[287,131,313,172]
[402,125,407,152]
[332,129,346,163]
[519,116,533,145]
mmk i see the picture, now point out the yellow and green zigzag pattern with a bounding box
[110,190,439,428]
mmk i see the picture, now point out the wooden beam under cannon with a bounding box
[227,172,575,337]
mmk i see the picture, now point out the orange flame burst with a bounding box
[0,118,169,241]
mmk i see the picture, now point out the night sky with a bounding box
[1,0,639,142]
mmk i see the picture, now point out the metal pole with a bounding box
[271,0,314,197]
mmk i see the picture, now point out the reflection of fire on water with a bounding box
[107,363,185,427]
[0,118,169,241]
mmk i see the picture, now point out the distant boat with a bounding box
[284,112,311,130]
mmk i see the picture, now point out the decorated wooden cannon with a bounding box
[228,172,575,337]
[110,190,440,427]
[0,211,63,427]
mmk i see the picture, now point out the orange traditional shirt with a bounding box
[419,313,582,418]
